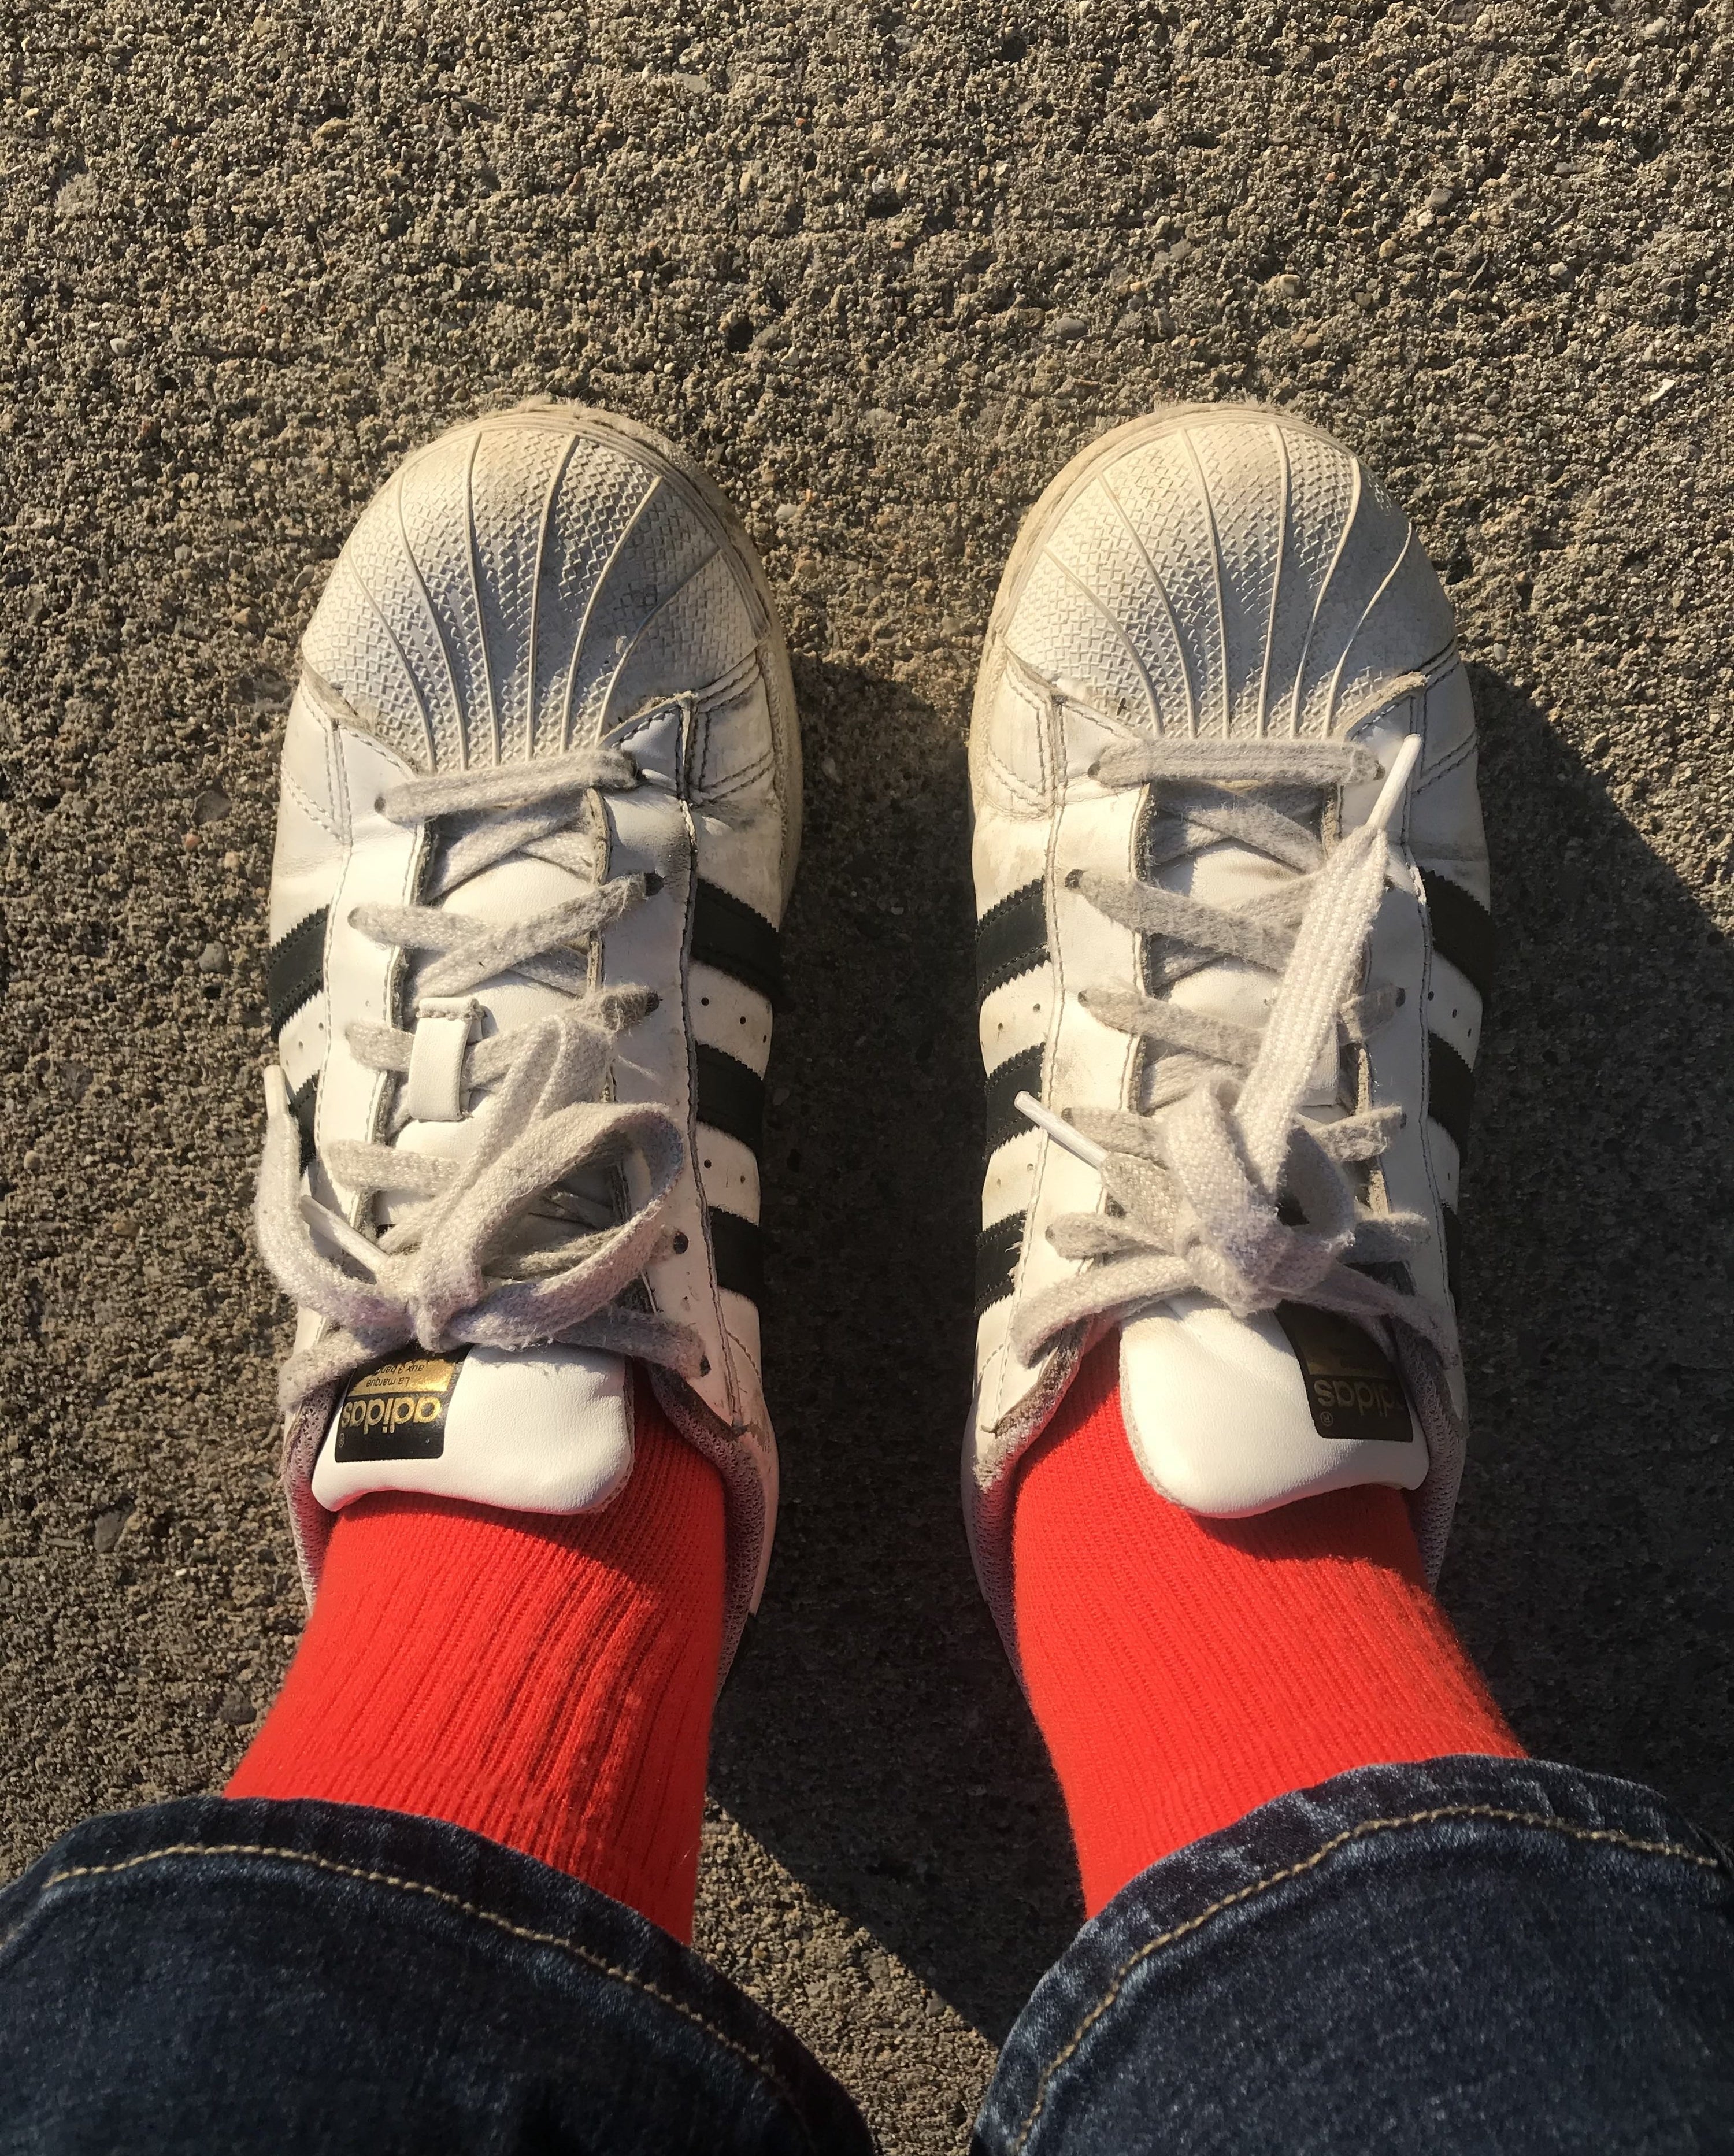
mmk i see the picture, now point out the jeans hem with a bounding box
[977,1753,1734,2156]
[5,1825,816,2117]
[1,1794,874,2156]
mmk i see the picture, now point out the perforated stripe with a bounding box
[977,881,1048,1007]
[985,1046,1044,1158]
[1428,1032,1475,1157]
[267,909,328,1035]
[976,1213,1025,1319]
[709,1206,764,1305]
[692,881,782,1006]
[1421,872,1495,1001]
[695,1044,764,1156]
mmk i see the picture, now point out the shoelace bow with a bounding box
[1012,718,1450,1369]
[256,745,705,1412]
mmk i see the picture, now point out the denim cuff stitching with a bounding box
[1010,1802,1724,2155]
[2,1839,822,2154]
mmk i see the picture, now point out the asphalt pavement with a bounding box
[3,2,1732,2147]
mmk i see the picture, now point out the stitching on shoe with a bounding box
[1008,1804,1723,2155]
[281,764,345,846]
[984,740,1047,815]
[0,1840,822,2149]
[697,744,777,807]
[1412,729,1477,794]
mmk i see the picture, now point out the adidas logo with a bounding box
[1273,1305,1415,1447]
[332,1353,464,1464]
[1309,1372,1406,1426]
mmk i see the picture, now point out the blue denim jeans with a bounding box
[3,1755,1731,2153]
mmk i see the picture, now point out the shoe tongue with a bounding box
[384,851,605,1213]
[406,853,586,1037]
[1152,835,1340,1113]
[311,1343,635,1515]
[1117,1295,1427,1516]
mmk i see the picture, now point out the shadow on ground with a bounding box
[708,659,1078,2041]
[710,658,1734,2039]
[1445,668,1734,1837]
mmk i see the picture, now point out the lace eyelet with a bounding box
[1392,987,1406,1007]
[642,870,664,897]
[672,1231,688,1254]
[698,1355,711,1377]
[1064,868,1084,891]
[373,795,386,816]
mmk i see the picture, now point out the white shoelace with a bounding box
[1012,723,1449,1368]
[256,746,703,1412]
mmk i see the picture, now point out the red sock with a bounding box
[229,1373,724,1942]
[1012,1338,1523,1916]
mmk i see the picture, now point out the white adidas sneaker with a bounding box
[965,406,1491,1644]
[255,403,799,1672]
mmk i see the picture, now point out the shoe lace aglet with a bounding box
[1368,734,1422,843]
[1015,1091,1109,1171]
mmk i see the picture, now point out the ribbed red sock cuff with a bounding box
[229,1375,725,1942]
[1012,1339,1523,1915]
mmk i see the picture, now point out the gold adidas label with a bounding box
[1272,1304,1414,1446]
[332,1351,464,1464]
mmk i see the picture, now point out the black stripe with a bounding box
[709,1206,764,1303]
[976,881,1047,1007]
[1422,872,1495,1001]
[985,1046,1043,1157]
[1442,1203,1462,1307]
[290,1073,318,1173]
[1352,1258,1414,1299]
[695,1044,764,1156]
[1428,1032,1475,1157]
[267,908,328,1035]
[975,1213,1025,1320]
[692,881,783,1006]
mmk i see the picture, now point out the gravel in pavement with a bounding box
[3,3,1733,2147]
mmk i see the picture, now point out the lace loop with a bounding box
[377,744,638,825]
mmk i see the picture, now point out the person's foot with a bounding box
[965,405,1491,1632]
[255,402,799,1670]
